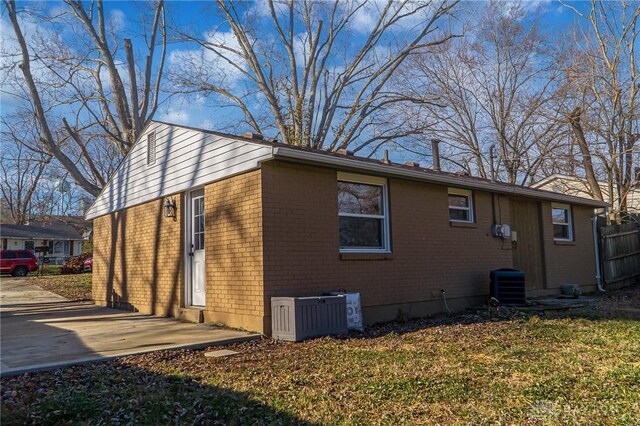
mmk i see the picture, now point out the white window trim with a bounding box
[448,188,474,223]
[552,202,573,241]
[337,172,390,253]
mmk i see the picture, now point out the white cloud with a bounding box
[293,33,311,66]
[159,108,190,124]
[0,16,62,106]
[346,0,436,34]
[351,5,378,33]
[109,9,125,32]
[502,0,553,16]
[169,30,247,89]
[198,119,214,130]
[250,0,289,18]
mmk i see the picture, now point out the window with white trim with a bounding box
[147,131,156,165]
[337,173,390,252]
[448,188,474,223]
[552,203,573,241]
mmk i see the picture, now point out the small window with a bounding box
[24,240,35,252]
[52,241,68,254]
[448,188,474,223]
[338,173,390,252]
[552,203,573,241]
[147,131,156,165]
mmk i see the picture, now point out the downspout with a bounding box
[593,210,605,292]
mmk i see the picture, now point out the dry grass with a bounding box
[2,286,639,425]
[24,273,92,301]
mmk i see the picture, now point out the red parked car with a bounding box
[0,250,38,276]
[83,256,93,272]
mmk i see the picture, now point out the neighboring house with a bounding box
[533,174,640,216]
[85,121,608,335]
[0,218,88,264]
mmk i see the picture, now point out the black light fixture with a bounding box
[163,197,177,220]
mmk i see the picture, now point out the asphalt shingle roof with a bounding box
[0,223,83,240]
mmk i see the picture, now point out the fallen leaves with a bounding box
[2,286,639,424]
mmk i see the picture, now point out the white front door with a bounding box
[189,189,206,306]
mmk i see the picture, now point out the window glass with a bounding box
[552,208,568,224]
[24,241,35,252]
[193,197,205,251]
[337,182,382,215]
[554,224,570,240]
[448,189,473,223]
[337,176,388,252]
[551,204,572,241]
[339,217,383,249]
[2,251,16,259]
[449,208,469,222]
[448,195,469,208]
[53,241,64,254]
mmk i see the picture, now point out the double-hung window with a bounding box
[448,188,474,223]
[552,203,573,241]
[337,173,390,252]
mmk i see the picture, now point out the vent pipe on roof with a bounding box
[243,132,264,140]
[431,139,441,172]
[489,145,497,182]
[382,149,390,165]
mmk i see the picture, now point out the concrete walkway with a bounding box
[0,278,260,376]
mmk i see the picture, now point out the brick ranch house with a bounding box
[85,121,607,335]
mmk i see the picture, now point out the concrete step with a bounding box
[179,307,204,323]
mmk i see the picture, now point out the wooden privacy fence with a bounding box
[600,223,640,285]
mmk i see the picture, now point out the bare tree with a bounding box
[395,1,565,185]
[2,0,167,196]
[170,0,460,151]
[560,0,639,219]
[0,138,51,224]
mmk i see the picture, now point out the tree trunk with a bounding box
[568,107,604,201]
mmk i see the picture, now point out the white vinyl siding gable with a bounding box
[85,122,273,219]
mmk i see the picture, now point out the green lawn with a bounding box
[2,288,639,425]
[33,264,62,276]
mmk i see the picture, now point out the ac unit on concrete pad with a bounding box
[271,296,348,342]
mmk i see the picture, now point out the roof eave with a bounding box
[271,147,609,208]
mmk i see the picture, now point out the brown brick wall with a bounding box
[261,161,514,327]
[93,196,184,315]
[540,203,597,294]
[93,160,598,335]
[203,170,265,332]
[92,172,265,333]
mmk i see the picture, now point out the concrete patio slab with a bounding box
[0,278,260,376]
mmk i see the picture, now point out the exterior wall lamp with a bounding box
[163,197,177,221]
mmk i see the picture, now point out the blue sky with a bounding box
[1,0,593,136]
[86,0,590,134]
